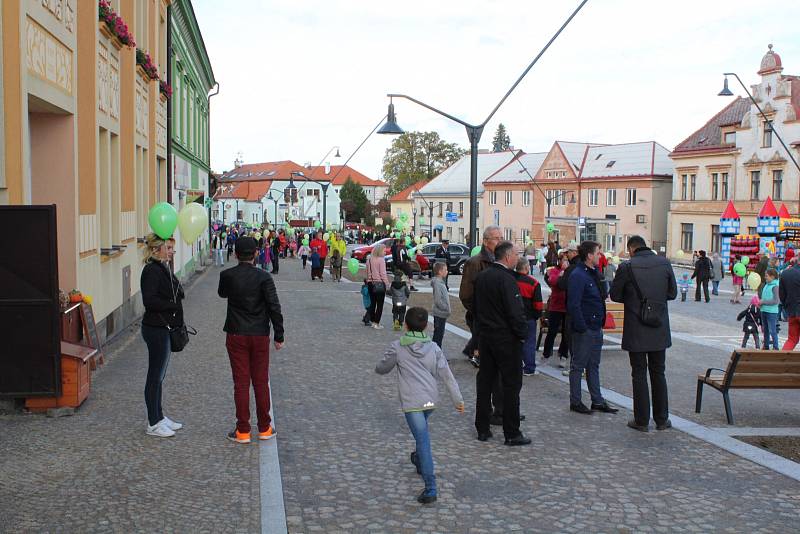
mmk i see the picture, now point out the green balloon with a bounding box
[740,256,750,265]
[546,222,556,233]
[405,236,412,246]
[385,224,390,230]
[471,245,481,257]
[399,212,409,222]
[395,220,404,230]
[314,220,322,229]
[148,202,178,239]
[302,238,309,246]
[347,258,360,275]
[733,263,746,277]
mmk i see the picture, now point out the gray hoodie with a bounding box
[431,277,451,318]
[376,332,463,412]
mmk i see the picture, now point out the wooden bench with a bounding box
[535,301,625,351]
[695,350,800,424]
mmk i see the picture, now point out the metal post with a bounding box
[321,183,328,230]
[467,126,483,248]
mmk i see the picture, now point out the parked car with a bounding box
[350,237,395,262]
[418,242,470,275]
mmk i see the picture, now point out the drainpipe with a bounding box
[166,3,173,204]
[206,82,219,245]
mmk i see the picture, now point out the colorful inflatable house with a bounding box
[719,201,740,270]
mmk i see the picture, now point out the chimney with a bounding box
[325,162,331,175]
[304,161,312,169]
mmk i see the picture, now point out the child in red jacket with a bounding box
[515,258,543,376]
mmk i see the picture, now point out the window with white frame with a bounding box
[606,188,616,206]
[490,191,497,205]
[522,190,531,206]
[458,228,464,242]
[458,202,464,216]
[626,188,637,206]
[504,227,513,241]
[505,190,513,205]
[588,189,599,206]
[446,227,452,239]
[521,228,530,243]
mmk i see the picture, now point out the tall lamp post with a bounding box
[266,189,282,228]
[378,0,589,247]
[718,72,800,174]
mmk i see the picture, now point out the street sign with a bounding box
[445,211,458,222]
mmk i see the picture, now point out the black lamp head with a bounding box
[334,148,341,158]
[718,76,734,97]
[377,101,404,135]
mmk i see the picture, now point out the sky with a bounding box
[193,0,800,181]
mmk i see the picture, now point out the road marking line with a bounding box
[261,386,287,534]
[709,427,800,437]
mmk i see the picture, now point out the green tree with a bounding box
[492,123,511,152]
[382,131,465,195]
[339,176,370,222]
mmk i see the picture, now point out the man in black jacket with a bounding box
[691,250,712,303]
[610,236,677,431]
[218,237,285,444]
[473,241,531,446]
[434,239,451,288]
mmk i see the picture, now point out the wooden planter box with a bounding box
[98,21,124,50]
[25,342,96,411]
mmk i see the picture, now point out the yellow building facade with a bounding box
[1,0,171,339]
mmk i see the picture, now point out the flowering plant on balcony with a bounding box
[98,0,135,48]
[159,80,173,99]
[136,49,160,81]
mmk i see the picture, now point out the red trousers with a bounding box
[225,333,271,434]
[782,317,800,350]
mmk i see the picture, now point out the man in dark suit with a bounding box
[434,239,452,288]
[473,241,531,446]
[691,250,712,302]
[218,237,285,444]
[610,235,677,431]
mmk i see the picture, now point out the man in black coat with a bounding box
[218,237,285,444]
[779,259,800,349]
[610,235,677,432]
[473,241,531,446]
[691,250,712,303]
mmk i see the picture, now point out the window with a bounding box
[446,227,452,239]
[588,189,598,206]
[420,205,425,217]
[458,202,463,216]
[490,191,497,205]
[711,173,719,200]
[438,204,443,217]
[721,173,729,200]
[750,170,760,200]
[773,169,783,200]
[763,122,773,148]
[690,174,696,200]
[606,189,616,206]
[606,160,616,168]
[680,174,687,200]
[446,202,453,212]
[681,223,693,252]
[521,228,530,242]
[458,228,465,242]
[504,227,513,241]
[605,233,615,252]
[724,132,736,144]
[505,191,513,205]
[522,190,531,206]
[711,224,721,253]
[626,188,637,206]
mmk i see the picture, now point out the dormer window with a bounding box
[595,154,602,160]
[724,132,736,144]
[606,160,616,168]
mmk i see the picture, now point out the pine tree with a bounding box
[338,176,370,222]
[492,123,511,152]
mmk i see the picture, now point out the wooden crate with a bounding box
[25,342,96,411]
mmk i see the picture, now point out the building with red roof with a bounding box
[668,44,800,259]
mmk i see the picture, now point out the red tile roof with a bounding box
[214,182,250,200]
[219,161,309,182]
[306,165,387,187]
[721,200,739,219]
[759,197,778,217]
[389,179,430,202]
[673,97,749,155]
[779,203,792,219]
[245,181,273,201]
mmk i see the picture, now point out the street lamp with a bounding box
[266,189,282,228]
[378,0,589,247]
[718,72,800,174]
[289,171,332,230]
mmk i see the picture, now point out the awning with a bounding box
[186,190,205,203]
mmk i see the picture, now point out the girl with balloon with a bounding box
[730,255,744,304]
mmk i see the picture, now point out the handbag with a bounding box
[158,263,197,352]
[366,258,386,292]
[627,262,665,328]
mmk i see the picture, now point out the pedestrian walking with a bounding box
[731,255,744,304]
[760,268,780,350]
[310,231,328,281]
[537,244,547,275]
[515,258,543,376]
[780,259,800,349]
[390,270,411,331]
[212,231,225,267]
[524,241,538,273]
[366,244,391,329]
[298,242,310,270]
[392,238,417,291]
[269,231,280,274]
[568,241,619,416]
[557,242,581,376]
[375,307,464,505]
[140,234,185,438]
[218,237,285,444]
[473,241,531,446]
[710,252,724,295]
[310,247,323,280]
[226,230,236,262]
[330,248,343,282]
[431,262,451,348]
[545,241,558,268]
[542,252,570,368]
[737,296,762,349]
[361,279,372,326]
[691,250,712,302]
[610,235,676,432]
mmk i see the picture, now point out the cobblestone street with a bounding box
[3,257,800,533]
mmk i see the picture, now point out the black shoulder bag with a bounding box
[628,262,665,328]
[159,264,196,352]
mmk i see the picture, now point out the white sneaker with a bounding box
[372,323,384,330]
[146,420,175,438]
[162,416,183,431]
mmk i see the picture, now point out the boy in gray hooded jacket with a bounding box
[376,307,464,504]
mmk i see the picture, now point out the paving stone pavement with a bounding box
[3,257,800,533]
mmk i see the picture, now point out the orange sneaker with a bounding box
[258,427,276,441]
[226,430,251,444]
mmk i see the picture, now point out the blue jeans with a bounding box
[569,327,604,406]
[712,280,720,295]
[761,311,779,349]
[404,410,436,494]
[141,324,172,426]
[522,319,537,373]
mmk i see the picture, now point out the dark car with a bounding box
[419,242,470,275]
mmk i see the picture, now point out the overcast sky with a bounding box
[193,0,800,180]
